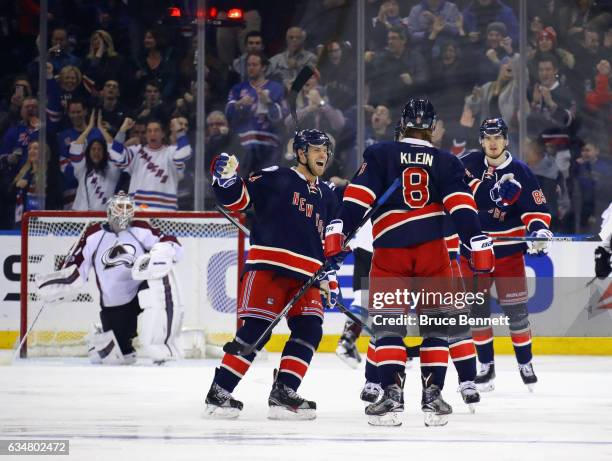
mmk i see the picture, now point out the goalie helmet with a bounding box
[400,97,436,131]
[107,191,135,233]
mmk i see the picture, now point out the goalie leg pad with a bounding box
[86,329,131,365]
[138,273,184,363]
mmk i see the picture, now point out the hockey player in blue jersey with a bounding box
[325,98,494,427]
[458,118,553,392]
[205,129,338,420]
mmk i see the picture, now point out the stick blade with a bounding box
[222,340,254,357]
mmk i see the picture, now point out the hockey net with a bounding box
[20,211,245,358]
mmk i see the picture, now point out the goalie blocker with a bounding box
[35,192,184,365]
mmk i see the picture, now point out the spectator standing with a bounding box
[268,27,317,90]
[226,52,286,175]
[109,117,192,210]
[69,110,120,211]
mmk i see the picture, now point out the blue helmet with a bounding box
[479,118,508,140]
[293,129,332,158]
[400,97,436,131]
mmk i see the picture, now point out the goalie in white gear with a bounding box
[35,192,184,365]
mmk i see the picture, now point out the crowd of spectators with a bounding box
[1,0,612,234]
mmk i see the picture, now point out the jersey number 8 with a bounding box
[402,167,430,208]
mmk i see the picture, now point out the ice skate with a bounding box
[458,380,480,413]
[422,384,452,426]
[519,362,538,392]
[360,381,383,405]
[336,320,362,369]
[268,379,316,420]
[475,362,496,392]
[365,372,404,426]
[335,338,362,369]
[204,382,243,419]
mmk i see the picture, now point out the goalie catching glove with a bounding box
[490,173,521,207]
[35,265,84,303]
[211,153,239,188]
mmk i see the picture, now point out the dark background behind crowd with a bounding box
[1,0,611,235]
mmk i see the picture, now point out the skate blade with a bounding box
[476,380,495,392]
[467,403,476,414]
[335,350,361,369]
[424,412,449,427]
[267,405,316,421]
[203,405,240,420]
[368,412,402,426]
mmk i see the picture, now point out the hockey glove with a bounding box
[324,219,351,269]
[594,246,612,279]
[490,173,522,207]
[527,228,553,256]
[319,270,340,309]
[211,153,239,188]
[469,235,495,273]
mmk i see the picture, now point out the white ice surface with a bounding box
[1,353,612,461]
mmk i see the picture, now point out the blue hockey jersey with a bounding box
[337,137,483,249]
[214,166,338,281]
[460,150,552,258]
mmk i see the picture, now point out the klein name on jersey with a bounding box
[400,152,433,167]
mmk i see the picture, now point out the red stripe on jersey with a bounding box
[443,192,477,214]
[420,348,449,365]
[521,212,552,229]
[372,203,444,240]
[247,246,322,276]
[472,327,493,343]
[468,178,481,194]
[344,184,376,208]
[449,340,476,360]
[376,346,407,364]
[445,234,459,252]
[367,342,377,363]
[133,194,176,205]
[221,353,252,376]
[225,183,250,211]
[510,329,532,345]
[280,356,308,378]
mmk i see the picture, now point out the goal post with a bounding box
[19,210,245,358]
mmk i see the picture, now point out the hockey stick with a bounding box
[288,65,315,129]
[493,235,600,242]
[223,177,402,356]
[215,205,250,236]
[216,205,373,329]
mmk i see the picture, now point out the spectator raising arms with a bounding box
[69,110,120,211]
[109,117,192,210]
[226,52,286,176]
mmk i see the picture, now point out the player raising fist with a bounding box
[204,129,338,420]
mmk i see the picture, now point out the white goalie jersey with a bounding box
[65,220,183,307]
